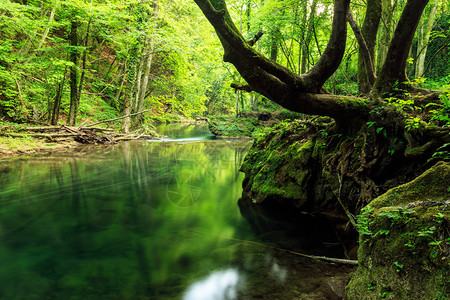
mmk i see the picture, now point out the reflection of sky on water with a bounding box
[183,269,241,300]
[182,258,288,300]
[270,260,288,283]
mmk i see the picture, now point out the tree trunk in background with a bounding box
[77,17,92,109]
[415,0,438,78]
[115,60,127,102]
[269,30,278,62]
[27,1,57,62]
[137,2,159,124]
[297,0,307,74]
[51,75,65,125]
[122,45,139,133]
[376,0,396,73]
[134,55,144,113]
[67,20,79,126]
[358,0,382,94]
[301,0,318,74]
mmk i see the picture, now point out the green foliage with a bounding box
[356,205,374,236]
[0,0,237,126]
[393,261,404,273]
[430,143,450,161]
[405,116,424,131]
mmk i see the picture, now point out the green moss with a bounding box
[371,161,450,208]
[208,116,260,137]
[347,162,450,299]
[240,121,316,206]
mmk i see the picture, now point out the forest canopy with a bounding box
[0,0,449,130]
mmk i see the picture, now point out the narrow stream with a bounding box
[0,124,354,299]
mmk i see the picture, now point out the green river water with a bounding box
[0,124,354,300]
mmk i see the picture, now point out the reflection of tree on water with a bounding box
[0,138,254,299]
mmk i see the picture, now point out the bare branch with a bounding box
[231,83,253,92]
[247,30,263,46]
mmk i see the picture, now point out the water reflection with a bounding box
[0,129,355,299]
[183,268,241,300]
[0,139,252,299]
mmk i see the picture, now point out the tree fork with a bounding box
[194,0,370,126]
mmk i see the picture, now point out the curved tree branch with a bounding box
[194,0,368,125]
[301,0,351,92]
[194,0,305,89]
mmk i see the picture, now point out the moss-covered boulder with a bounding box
[208,115,260,137]
[346,161,450,299]
[208,110,303,137]
[240,119,334,208]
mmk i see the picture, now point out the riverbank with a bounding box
[0,119,216,158]
[0,124,157,158]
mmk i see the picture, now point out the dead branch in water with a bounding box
[186,229,358,266]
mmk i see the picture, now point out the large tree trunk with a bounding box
[194,0,431,124]
[372,0,430,96]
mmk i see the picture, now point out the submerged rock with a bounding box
[346,161,450,299]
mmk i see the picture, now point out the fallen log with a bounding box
[24,126,113,133]
[1,133,84,138]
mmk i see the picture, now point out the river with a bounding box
[0,124,354,299]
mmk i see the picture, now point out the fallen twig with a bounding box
[85,109,154,127]
[186,229,358,266]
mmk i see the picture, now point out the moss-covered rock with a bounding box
[346,161,450,299]
[240,120,335,209]
[208,110,303,138]
[208,116,260,137]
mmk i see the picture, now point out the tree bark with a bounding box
[77,17,92,109]
[269,30,278,62]
[347,12,376,90]
[372,0,430,96]
[376,0,396,73]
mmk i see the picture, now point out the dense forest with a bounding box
[0,0,449,130]
[1,0,450,298]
